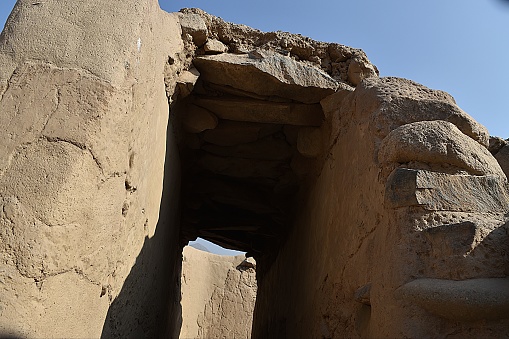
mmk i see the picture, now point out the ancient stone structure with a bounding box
[180,247,256,339]
[0,1,508,338]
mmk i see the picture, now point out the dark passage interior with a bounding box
[173,52,330,265]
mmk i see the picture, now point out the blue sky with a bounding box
[1,1,508,255]
[1,0,506,137]
[160,0,509,138]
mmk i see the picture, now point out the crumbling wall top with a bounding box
[178,8,378,87]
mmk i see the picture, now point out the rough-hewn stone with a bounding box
[347,57,378,86]
[396,278,509,321]
[201,121,264,146]
[178,7,378,86]
[202,137,293,161]
[193,51,340,103]
[385,168,509,212]
[178,12,208,46]
[193,95,324,126]
[297,127,323,158]
[175,68,200,98]
[181,104,218,133]
[357,77,489,146]
[495,144,509,178]
[379,120,505,177]
[489,136,507,154]
[198,154,289,179]
[203,38,228,54]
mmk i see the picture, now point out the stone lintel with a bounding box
[193,52,338,104]
[193,96,324,126]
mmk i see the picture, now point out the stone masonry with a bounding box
[0,2,508,338]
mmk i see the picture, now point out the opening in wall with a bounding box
[188,237,245,256]
[180,239,257,339]
[171,49,328,339]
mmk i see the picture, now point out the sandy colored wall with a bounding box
[1,3,507,338]
[180,247,257,339]
[252,77,509,338]
[0,1,185,337]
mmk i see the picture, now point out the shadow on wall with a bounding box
[100,121,182,339]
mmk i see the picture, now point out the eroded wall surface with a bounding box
[171,9,509,338]
[0,2,508,338]
[252,77,509,338]
[180,247,257,339]
[0,1,186,337]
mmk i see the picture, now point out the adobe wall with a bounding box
[0,1,186,337]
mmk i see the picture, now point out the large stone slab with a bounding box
[379,120,505,177]
[192,51,339,103]
[187,177,279,215]
[385,168,509,213]
[0,2,185,338]
[396,278,509,321]
[193,96,324,126]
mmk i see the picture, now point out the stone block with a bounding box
[182,104,218,133]
[204,39,228,54]
[385,168,509,213]
[297,127,322,158]
[178,13,208,46]
[202,137,292,161]
[495,144,509,179]
[347,57,377,86]
[193,51,339,103]
[396,278,509,321]
[176,68,200,98]
[379,120,504,177]
[180,247,256,339]
[202,121,262,146]
[193,96,324,126]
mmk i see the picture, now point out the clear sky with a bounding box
[1,0,508,254]
[1,0,507,137]
[159,0,509,138]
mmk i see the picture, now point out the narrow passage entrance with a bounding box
[172,49,332,338]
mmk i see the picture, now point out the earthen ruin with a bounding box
[180,246,257,339]
[0,1,508,338]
